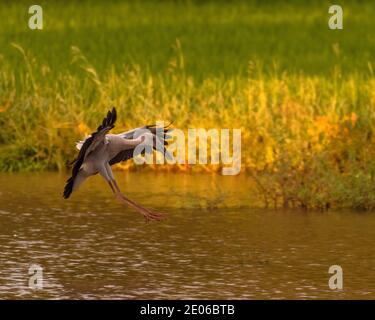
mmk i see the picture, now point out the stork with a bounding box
[63,107,171,221]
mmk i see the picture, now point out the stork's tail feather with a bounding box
[63,177,74,199]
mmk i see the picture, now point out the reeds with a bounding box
[1,43,375,209]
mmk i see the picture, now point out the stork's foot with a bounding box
[142,209,165,222]
[115,193,165,222]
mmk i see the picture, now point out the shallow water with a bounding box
[0,172,374,299]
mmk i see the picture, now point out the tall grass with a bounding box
[1,1,375,209]
[1,44,375,209]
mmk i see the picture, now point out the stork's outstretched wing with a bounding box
[63,107,117,199]
[109,124,173,166]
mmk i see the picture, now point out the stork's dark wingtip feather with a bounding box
[146,122,173,133]
[97,107,117,131]
[112,107,117,124]
[165,121,173,128]
[63,177,74,199]
[106,110,111,124]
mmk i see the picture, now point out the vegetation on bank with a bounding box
[1,1,375,210]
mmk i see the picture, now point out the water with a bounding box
[0,172,374,299]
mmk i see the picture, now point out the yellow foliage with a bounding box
[77,122,91,136]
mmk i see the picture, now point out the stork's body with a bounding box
[63,107,170,221]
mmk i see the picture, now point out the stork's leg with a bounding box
[113,182,164,221]
[102,163,164,221]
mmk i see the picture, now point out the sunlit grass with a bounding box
[1,44,375,209]
[1,1,375,209]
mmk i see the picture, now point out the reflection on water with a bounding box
[0,172,375,299]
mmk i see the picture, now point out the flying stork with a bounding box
[63,107,171,221]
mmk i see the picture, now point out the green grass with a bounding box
[1,0,375,209]
[1,0,375,79]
